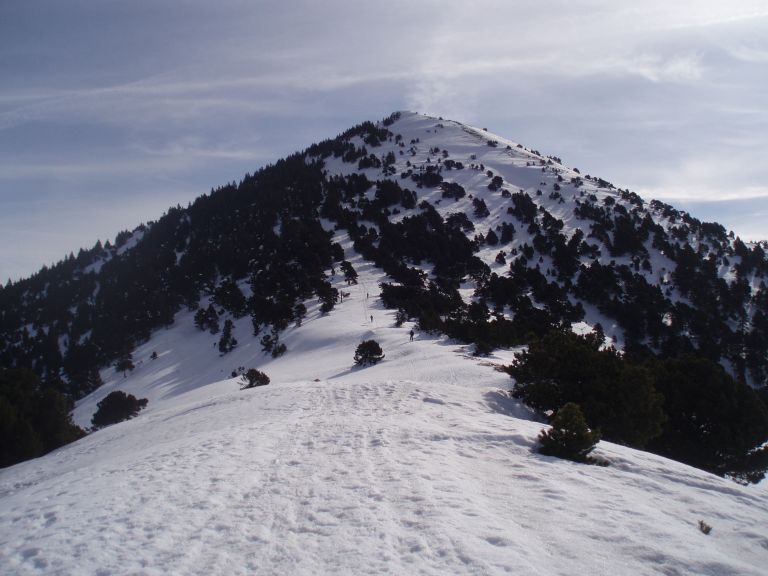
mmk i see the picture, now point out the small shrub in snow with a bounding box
[272,342,287,357]
[240,369,270,389]
[114,354,135,375]
[473,340,494,357]
[354,340,384,366]
[261,331,286,357]
[91,391,148,429]
[538,403,601,463]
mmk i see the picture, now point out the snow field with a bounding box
[2,252,768,574]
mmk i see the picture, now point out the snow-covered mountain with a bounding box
[3,259,768,575]
[2,111,768,574]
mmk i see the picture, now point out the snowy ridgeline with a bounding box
[2,255,768,575]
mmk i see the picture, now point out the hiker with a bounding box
[370,315,373,323]
[409,329,414,342]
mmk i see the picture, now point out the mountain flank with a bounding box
[1,111,767,482]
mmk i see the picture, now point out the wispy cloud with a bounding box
[2,0,768,279]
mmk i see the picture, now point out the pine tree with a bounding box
[354,340,384,366]
[194,304,220,334]
[214,279,247,318]
[340,261,358,285]
[538,402,601,462]
[218,319,237,355]
[240,369,270,389]
[114,352,135,376]
[91,390,148,429]
[508,330,663,448]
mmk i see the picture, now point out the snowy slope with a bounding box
[320,112,768,351]
[2,255,768,575]
[322,113,661,346]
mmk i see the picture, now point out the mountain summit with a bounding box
[1,112,768,574]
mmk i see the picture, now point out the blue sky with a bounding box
[2,1,767,281]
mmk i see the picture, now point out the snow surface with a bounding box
[3,112,768,574]
[2,255,768,575]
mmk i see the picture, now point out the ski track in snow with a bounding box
[2,112,768,575]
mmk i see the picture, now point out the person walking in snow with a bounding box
[370,315,373,323]
[409,329,414,342]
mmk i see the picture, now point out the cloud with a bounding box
[672,196,768,242]
[621,54,704,83]
[2,0,768,278]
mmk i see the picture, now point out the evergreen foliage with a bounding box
[340,261,358,285]
[114,353,135,376]
[646,356,768,483]
[508,331,664,448]
[218,319,238,355]
[538,402,601,462]
[213,279,247,318]
[354,340,384,366]
[260,330,286,358]
[441,181,466,200]
[510,331,768,481]
[194,304,220,334]
[240,369,270,389]
[0,368,85,468]
[90,390,148,429]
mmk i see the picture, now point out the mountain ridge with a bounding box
[2,110,768,574]
[2,110,768,475]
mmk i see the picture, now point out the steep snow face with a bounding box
[2,258,768,575]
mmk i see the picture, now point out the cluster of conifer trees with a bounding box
[509,330,768,482]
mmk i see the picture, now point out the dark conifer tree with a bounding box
[218,319,238,355]
[91,391,148,429]
[354,340,384,366]
[340,261,359,285]
[538,402,601,462]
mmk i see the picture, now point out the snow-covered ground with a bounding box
[2,254,768,575]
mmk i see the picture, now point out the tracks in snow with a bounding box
[204,380,531,575]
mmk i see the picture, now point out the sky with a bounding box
[1,1,767,282]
